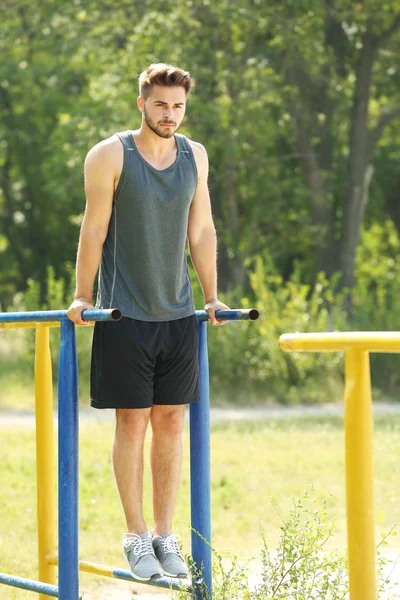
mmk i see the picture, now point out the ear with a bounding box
[137,96,144,113]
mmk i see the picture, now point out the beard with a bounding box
[143,107,178,139]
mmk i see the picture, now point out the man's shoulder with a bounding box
[85,133,123,168]
[88,133,123,155]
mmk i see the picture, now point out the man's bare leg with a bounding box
[113,407,151,533]
[150,404,185,537]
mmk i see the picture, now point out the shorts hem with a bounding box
[90,399,151,410]
[153,395,200,406]
[90,396,200,409]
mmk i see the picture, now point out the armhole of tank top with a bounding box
[113,132,128,204]
[180,135,198,185]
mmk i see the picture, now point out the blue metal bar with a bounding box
[111,567,192,591]
[58,320,79,600]
[196,308,259,322]
[81,308,121,322]
[0,307,257,324]
[0,572,58,597]
[46,555,193,593]
[190,319,212,599]
[0,308,121,324]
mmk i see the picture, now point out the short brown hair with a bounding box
[139,63,195,99]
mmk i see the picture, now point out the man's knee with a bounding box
[151,405,185,436]
[116,408,151,437]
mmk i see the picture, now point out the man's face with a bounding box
[139,85,187,139]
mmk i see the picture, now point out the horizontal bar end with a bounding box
[248,308,259,321]
[279,334,295,352]
[110,309,122,321]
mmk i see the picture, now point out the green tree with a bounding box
[1,0,400,315]
[259,1,400,296]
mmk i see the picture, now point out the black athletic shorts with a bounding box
[90,314,200,409]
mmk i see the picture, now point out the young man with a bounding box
[67,63,229,581]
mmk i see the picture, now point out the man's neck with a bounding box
[133,124,176,158]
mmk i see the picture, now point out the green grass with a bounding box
[0,415,399,598]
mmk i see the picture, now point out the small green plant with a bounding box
[178,488,399,599]
[254,488,347,599]
[176,534,253,600]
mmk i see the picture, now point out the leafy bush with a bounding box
[353,220,400,394]
[200,221,400,403]
[205,256,347,404]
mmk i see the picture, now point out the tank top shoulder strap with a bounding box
[115,130,135,150]
[175,133,191,153]
[176,134,198,178]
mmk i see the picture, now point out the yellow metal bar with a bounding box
[279,332,400,353]
[0,322,60,329]
[75,561,115,578]
[46,554,115,578]
[35,326,57,600]
[0,322,94,329]
[344,349,376,600]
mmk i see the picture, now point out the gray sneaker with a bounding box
[152,533,189,578]
[123,532,163,581]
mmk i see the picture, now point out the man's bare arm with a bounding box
[188,143,229,326]
[67,140,117,325]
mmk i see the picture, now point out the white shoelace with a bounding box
[161,533,182,556]
[124,534,154,558]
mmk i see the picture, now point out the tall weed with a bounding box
[178,488,399,599]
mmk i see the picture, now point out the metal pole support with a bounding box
[190,320,212,599]
[35,325,57,599]
[344,349,376,600]
[58,319,80,600]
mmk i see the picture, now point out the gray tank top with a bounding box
[96,130,198,321]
